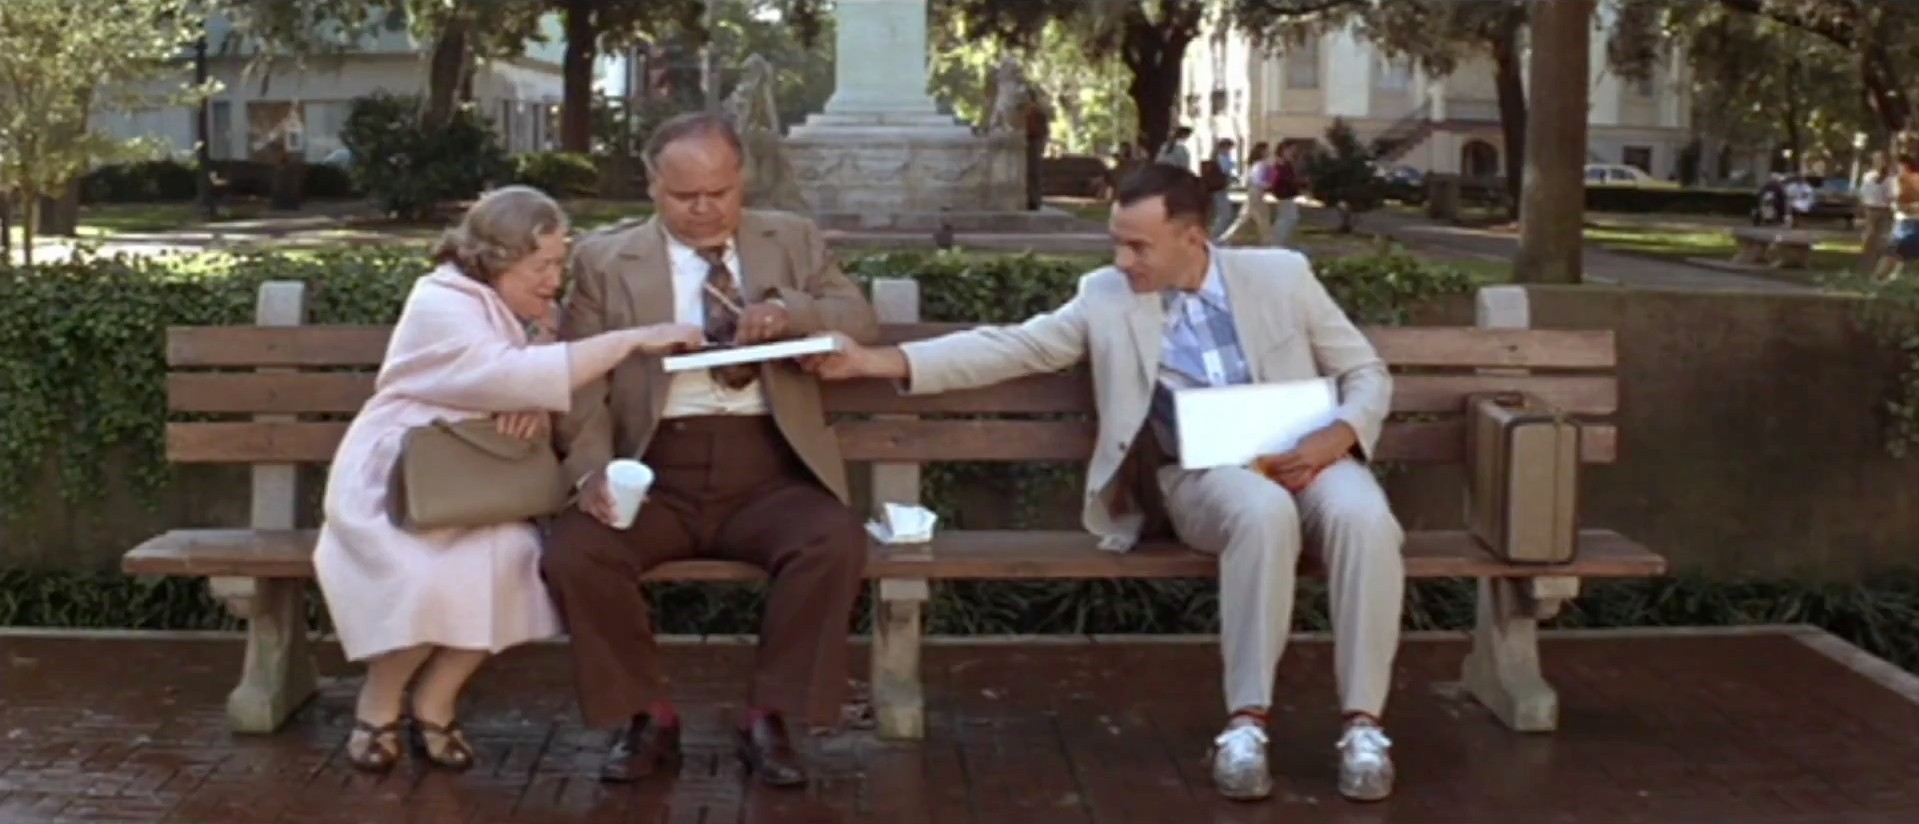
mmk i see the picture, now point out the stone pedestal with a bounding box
[784,0,1025,221]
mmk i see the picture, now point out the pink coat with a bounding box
[314,265,571,661]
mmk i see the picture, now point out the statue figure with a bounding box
[986,56,1030,135]
[725,53,781,133]
[982,55,1051,210]
[726,53,810,213]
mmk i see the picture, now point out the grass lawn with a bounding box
[2,200,277,252]
[1583,214,1867,272]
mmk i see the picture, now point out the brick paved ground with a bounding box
[1,628,1916,824]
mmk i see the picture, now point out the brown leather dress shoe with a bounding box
[736,714,808,787]
[600,713,681,783]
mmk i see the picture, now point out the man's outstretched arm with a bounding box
[808,290,1093,392]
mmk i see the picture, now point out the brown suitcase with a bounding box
[1463,393,1581,564]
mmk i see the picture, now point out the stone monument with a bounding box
[784,0,1057,231]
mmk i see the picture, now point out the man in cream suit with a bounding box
[807,164,1404,803]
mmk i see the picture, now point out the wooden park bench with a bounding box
[1729,225,1819,269]
[123,278,1665,741]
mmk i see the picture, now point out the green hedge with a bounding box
[3,569,1915,675]
[1585,186,1754,216]
[513,151,600,199]
[79,160,361,204]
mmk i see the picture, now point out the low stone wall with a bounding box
[1363,285,1912,581]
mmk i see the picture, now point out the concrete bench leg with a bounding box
[870,578,928,740]
[1461,576,1578,733]
[209,576,317,733]
[1731,239,1768,265]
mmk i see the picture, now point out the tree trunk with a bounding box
[194,35,217,220]
[1128,62,1177,155]
[560,0,598,153]
[702,0,721,114]
[1859,37,1910,134]
[1,193,11,263]
[1782,100,1803,173]
[1513,0,1594,285]
[422,17,472,130]
[1491,11,1528,219]
[37,181,79,237]
[20,192,36,266]
[1121,4,1202,154]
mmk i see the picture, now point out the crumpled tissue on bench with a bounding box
[865,502,937,544]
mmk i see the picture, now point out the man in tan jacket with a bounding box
[542,112,879,788]
[807,164,1404,803]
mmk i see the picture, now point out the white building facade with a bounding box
[1179,2,1693,181]
[96,11,566,164]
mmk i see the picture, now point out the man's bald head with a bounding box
[645,112,747,248]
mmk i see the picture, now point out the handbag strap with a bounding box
[432,419,537,460]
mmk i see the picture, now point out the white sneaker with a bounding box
[1207,723,1273,801]
[1336,720,1394,801]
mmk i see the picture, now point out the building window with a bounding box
[1623,146,1654,173]
[1286,39,1320,89]
[1376,56,1412,91]
[301,101,350,163]
[1633,73,1655,97]
[209,101,233,160]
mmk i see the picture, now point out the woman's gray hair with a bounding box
[430,185,569,283]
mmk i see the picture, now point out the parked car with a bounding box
[1584,163,1678,189]
[1375,163,1425,204]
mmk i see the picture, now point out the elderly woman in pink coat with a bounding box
[314,186,702,773]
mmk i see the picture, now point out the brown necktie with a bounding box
[696,245,757,389]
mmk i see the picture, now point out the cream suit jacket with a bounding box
[899,247,1392,549]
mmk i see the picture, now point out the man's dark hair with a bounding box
[643,111,744,171]
[1116,163,1211,226]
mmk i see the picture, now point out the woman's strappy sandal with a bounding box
[410,718,476,772]
[345,719,404,773]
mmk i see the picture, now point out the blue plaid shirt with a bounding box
[1150,251,1250,453]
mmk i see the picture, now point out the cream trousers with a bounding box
[1159,459,1405,717]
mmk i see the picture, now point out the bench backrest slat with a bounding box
[168,324,1619,371]
[164,419,1620,464]
[166,371,1619,417]
[164,320,1620,467]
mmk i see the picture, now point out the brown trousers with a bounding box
[540,415,867,730]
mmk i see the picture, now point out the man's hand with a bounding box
[494,411,549,440]
[799,332,909,381]
[734,301,791,344]
[1255,421,1358,493]
[577,469,618,527]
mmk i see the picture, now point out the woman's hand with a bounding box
[493,411,550,440]
[628,323,706,355]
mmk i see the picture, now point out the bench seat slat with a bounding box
[122,527,1664,581]
[165,420,1619,465]
[168,325,1618,371]
[168,371,1621,417]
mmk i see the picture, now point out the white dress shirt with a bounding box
[660,231,769,417]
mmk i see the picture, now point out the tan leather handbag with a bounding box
[390,418,567,530]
